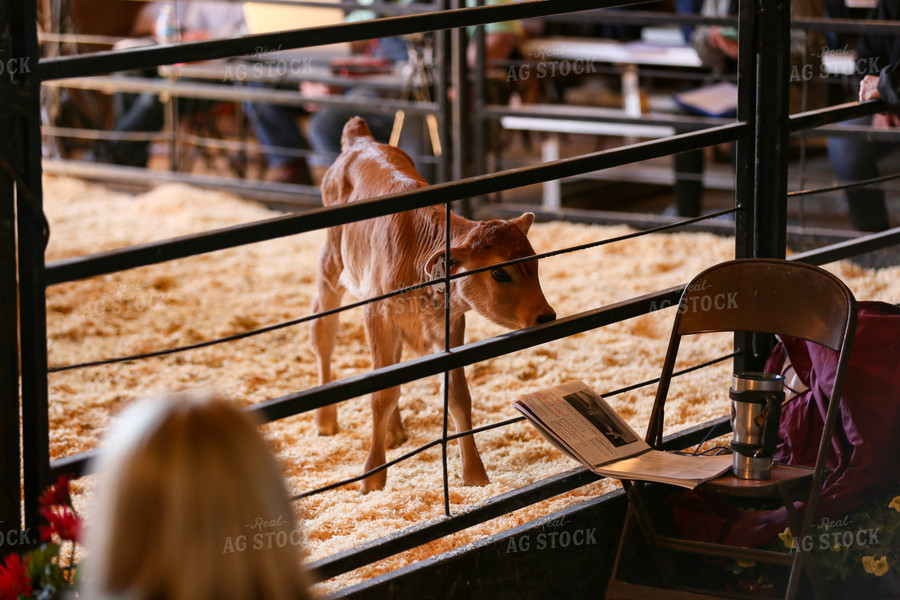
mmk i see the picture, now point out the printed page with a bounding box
[514,380,648,469]
[515,380,732,489]
[595,451,733,489]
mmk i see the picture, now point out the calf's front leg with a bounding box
[360,305,404,493]
[445,366,490,487]
[445,315,489,487]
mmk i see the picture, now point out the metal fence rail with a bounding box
[36,0,654,81]
[2,0,899,592]
[44,123,744,285]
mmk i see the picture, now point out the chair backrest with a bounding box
[647,258,857,447]
[674,259,854,351]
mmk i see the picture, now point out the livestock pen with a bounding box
[3,0,900,597]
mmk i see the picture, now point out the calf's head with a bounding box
[424,212,556,329]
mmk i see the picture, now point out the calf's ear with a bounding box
[423,246,471,280]
[510,212,535,234]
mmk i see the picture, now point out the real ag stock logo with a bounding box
[507,45,597,82]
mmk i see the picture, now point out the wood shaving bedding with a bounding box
[40,176,900,593]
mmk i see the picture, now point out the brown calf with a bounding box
[311,117,556,493]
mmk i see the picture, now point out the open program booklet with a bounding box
[514,380,732,489]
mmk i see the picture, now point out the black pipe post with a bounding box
[9,0,51,530]
[733,0,758,374]
[735,0,790,373]
[437,0,452,184]
[734,0,757,263]
[451,0,472,216]
[751,0,790,370]
[753,0,789,262]
[0,0,23,541]
[471,0,488,209]
[735,0,790,261]
[0,173,19,542]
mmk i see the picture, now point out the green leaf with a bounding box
[24,543,60,579]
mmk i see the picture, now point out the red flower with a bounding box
[38,475,72,509]
[0,552,32,600]
[38,505,80,543]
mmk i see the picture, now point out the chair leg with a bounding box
[623,482,676,587]
[783,523,826,599]
[777,482,828,600]
[608,502,634,587]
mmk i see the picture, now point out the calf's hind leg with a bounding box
[310,235,345,435]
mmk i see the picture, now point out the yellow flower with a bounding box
[862,555,890,577]
[889,496,900,512]
[778,528,795,549]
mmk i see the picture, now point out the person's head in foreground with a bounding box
[83,391,311,600]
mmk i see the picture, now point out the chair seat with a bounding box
[700,464,814,498]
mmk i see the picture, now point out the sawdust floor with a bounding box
[41,175,900,594]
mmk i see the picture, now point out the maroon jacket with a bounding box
[671,301,900,547]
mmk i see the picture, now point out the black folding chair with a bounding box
[606,259,857,600]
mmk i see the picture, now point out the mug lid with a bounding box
[732,371,784,392]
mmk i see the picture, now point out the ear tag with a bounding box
[431,255,447,294]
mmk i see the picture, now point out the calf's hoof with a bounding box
[463,468,490,487]
[316,422,339,436]
[316,406,338,436]
[359,471,387,494]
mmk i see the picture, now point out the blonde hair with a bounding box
[83,392,311,600]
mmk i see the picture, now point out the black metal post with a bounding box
[735,0,790,372]
[733,0,758,373]
[437,0,452,184]
[751,0,790,369]
[8,0,51,530]
[753,0,789,261]
[471,0,488,208]
[451,0,471,216]
[0,0,21,537]
[0,182,19,542]
[734,0,757,263]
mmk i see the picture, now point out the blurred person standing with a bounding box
[692,0,825,85]
[668,0,826,218]
[80,392,312,600]
[104,1,312,184]
[826,0,899,231]
[304,0,521,173]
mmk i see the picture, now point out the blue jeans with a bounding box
[243,82,309,169]
[106,72,210,167]
[306,88,427,174]
[673,0,705,44]
[827,115,896,231]
[306,36,428,172]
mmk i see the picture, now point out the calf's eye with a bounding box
[491,269,512,283]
